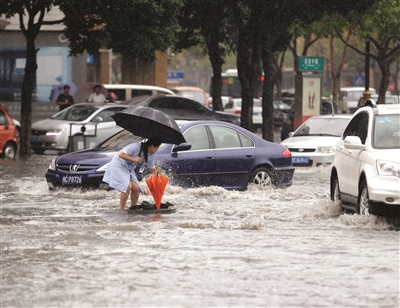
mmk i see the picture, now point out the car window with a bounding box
[52,105,98,121]
[183,125,210,150]
[0,110,7,125]
[96,107,126,122]
[224,101,233,109]
[343,112,369,144]
[106,89,126,100]
[374,115,400,148]
[131,90,152,97]
[209,125,253,149]
[294,118,350,137]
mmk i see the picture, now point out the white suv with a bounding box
[330,101,400,217]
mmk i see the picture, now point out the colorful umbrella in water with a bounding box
[146,166,169,210]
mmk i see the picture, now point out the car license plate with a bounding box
[31,136,39,143]
[292,157,309,164]
[62,175,82,184]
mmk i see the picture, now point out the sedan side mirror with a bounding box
[344,136,365,150]
[172,143,192,152]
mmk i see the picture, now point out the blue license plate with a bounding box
[62,175,82,184]
[31,136,39,142]
[292,157,309,164]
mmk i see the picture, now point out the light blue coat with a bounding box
[102,142,155,193]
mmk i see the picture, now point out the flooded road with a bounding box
[1,154,399,307]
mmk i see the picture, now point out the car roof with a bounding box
[306,114,353,120]
[103,84,174,92]
[73,102,128,108]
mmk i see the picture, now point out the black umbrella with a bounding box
[112,106,186,145]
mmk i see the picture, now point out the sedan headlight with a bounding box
[48,159,56,170]
[96,162,110,172]
[315,146,336,154]
[377,160,400,178]
[46,129,63,136]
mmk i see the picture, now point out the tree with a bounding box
[1,0,183,158]
[62,0,183,84]
[0,1,64,159]
[174,0,236,111]
[336,0,400,103]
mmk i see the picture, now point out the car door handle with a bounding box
[246,154,252,157]
[338,146,344,150]
[206,155,213,159]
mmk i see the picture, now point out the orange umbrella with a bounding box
[146,172,169,210]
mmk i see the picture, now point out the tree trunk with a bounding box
[236,28,254,131]
[207,39,224,111]
[19,37,37,159]
[376,59,391,104]
[261,45,275,142]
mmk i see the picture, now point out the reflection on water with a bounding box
[1,156,399,307]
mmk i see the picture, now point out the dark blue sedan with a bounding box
[45,120,295,191]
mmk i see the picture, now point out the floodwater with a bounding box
[1,154,399,308]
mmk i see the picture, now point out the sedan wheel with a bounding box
[359,180,371,216]
[250,167,273,187]
[3,143,16,159]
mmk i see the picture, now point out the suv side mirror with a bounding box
[344,136,365,150]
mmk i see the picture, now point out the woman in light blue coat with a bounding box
[103,137,161,210]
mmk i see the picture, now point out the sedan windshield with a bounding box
[51,105,98,121]
[294,117,350,137]
[99,130,144,149]
[374,115,400,148]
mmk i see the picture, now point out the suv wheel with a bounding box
[330,176,340,202]
[358,180,371,216]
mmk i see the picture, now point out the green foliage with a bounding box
[62,0,183,62]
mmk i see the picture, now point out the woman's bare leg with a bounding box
[130,181,140,206]
[119,181,133,210]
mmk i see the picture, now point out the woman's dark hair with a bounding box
[139,137,161,162]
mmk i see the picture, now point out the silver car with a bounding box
[281,114,352,167]
[31,103,127,154]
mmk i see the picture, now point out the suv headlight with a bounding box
[96,162,110,172]
[315,146,336,154]
[48,159,56,170]
[377,160,400,178]
[46,129,63,136]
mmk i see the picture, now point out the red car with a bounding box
[0,103,19,159]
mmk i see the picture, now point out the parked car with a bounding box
[0,103,19,159]
[357,94,398,108]
[280,99,339,141]
[31,103,128,154]
[127,96,240,125]
[224,98,262,129]
[170,86,208,106]
[339,87,376,113]
[206,96,231,110]
[273,99,292,113]
[330,101,400,217]
[224,98,284,129]
[281,114,352,167]
[45,120,295,191]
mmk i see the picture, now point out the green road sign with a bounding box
[299,56,324,71]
